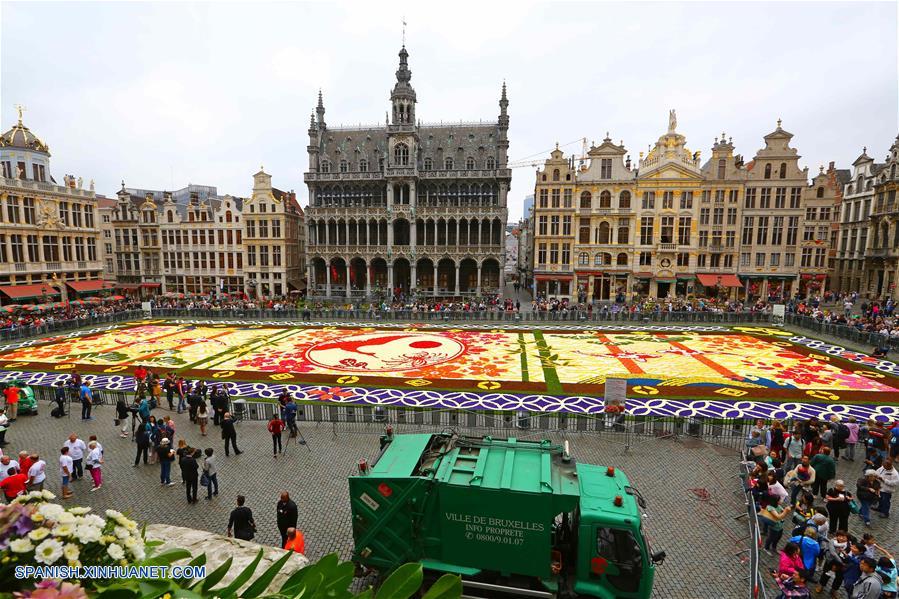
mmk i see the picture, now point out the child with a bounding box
[816,530,849,596]
[874,546,897,599]
[842,542,865,595]
[773,568,810,599]
[778,542,804,577]
[862,533,877,559]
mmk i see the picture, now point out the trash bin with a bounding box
[232,399,247,421]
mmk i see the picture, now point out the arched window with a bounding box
[619,190,631,209]
[717,159,726,179]
[339,160,348,173]
[599,190,612,208]
[444,157,454,170]
[541,174,546,182]
[857,175,864,192]
[816,187,824,198]
[578,252,589,266]
[486,157,495,169]
[779,162,787,179]
[593,254,603,266]
[552,169,560,181]
[764,163,771,179]
[580,191,592,209]
[225,210,232,223]
[617,252,628,266]
[597,222,611,244]
[394,143,409,166]
[423,158,432,171]
[359,159,368,172]
[167,211,173,223]
[466,157,475,170]
[321,160,331,173]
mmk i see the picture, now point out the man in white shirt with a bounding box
[63,433,86,481]
[875,458,898,518]
[0,454,19,482]
[59,447,73,499]
[27,454,46,491]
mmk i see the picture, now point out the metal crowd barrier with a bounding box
[784,313,899,351]
[149,307,772,325]
[738,452,769,599]
[0,310,144,342]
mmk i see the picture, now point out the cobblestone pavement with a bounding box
[5,406,895,598]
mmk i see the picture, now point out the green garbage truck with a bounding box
[349,433,664,599]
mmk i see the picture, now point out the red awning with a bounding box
[697,273,743,288]
[140,283,162,288]
[66,280,116,293]
[0,283,61,299]
[535,275,573,282]
[114,283,141,290]
[801,274,827,281]
[574,270,604,276]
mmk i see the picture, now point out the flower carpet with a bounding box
[0,319,897,421]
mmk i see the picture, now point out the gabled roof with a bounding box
[852,149,873,167]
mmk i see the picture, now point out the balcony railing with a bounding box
[657,243,677,252]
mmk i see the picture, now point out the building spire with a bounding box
[14,104,25,126]
[499,80,508,116]
[315,89,326,127]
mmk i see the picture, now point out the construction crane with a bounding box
[507,137,589,169]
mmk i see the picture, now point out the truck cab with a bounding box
[350,433,663,599]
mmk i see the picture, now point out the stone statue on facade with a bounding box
[77,177,83,189]
[89,179,95,191]
[668,109,677,133]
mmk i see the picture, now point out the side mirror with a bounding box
[651,550,666,565]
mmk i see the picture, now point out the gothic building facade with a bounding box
[304,46,510,299]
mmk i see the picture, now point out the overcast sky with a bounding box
[2,1,896,220]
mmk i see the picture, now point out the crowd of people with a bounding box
[792,297,898,341]
[0,299,142,333]
[744,415,899,598]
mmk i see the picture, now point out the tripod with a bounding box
[283,417,310,453]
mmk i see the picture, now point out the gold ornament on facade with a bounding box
[37,199,62,228]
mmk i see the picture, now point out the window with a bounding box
[561,244,570,266]
[21,198,34,225]
[339,160,348,173]
[466,157,475,170]
[800,247,812,267]
[259,246,269,267]
[760,188,771,209]
[600,159,612,179]
[539,189,548,208]
[549,243,559,264]
[785,252,795,267]
[59,202,70,226]
[680,191,693,210]
[771,217,784,245]
[599,191,612,208]
[744,188,756,209]
[697,254,707,267]
[701,190,710,203]
[617,252,628,266]
[562,215,571,236]
[641,192,655,210]
[596,222,611,244]
[779,162,787,179]
[617,219,629,244]
[741,252,750,267]
[770,252,780,266]
[698,230,708,247]
[259,220,269,238]
[6,197,19,223]
[774,187,786,209]
[486,157,495,169]
[360,159,368,172]
[742,217,754,245]
[786,217,799,245]
[662,191,674,209]
[715,190,725,203]
[552,169,560,182]
[551,189,560,208]
[639,251,651,266]
[537,243,547,265]
[820,207,831,221]
[578,252,589,265]
[727,208,737,225]
[246,221,256,237]
[660,216,674,243]
[538,216,548,235]
[755,252,765,267]
[619,191,631,209]
[713,207,724,226]
[805,207,817,221]
[578,218,590,244]
[640,217,653,245]
[790,187,802,208]
[699,208,710,225]
[717,159,726,179]
[729,189,738,203]
[422,158,431,171]
[580,191,592,210]
[678,217,691,245]
[273,246,282,267]
[563,189,572,208]
[550,215,560,236]
[321,160,331,173]
[272,219,281,238]
[394,143,409,166]
[677,252,689,267]
[756,217,769,245]
[444,157,453,170]
[764,163,772,179]
[725,231,735,247]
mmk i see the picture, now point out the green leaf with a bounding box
[240,550,294,598]
[277,561,316,594]
[172,553,207,585]
[320,561,356,594]
[354,589,375,599]
[211,548,264,598]
[143,548,192,566]
[421,574,462,599]
[138,579,172,596]
[92,589,140,599]
[170,590,205,599]
[375,563,423,599]
[195,556,233,592]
